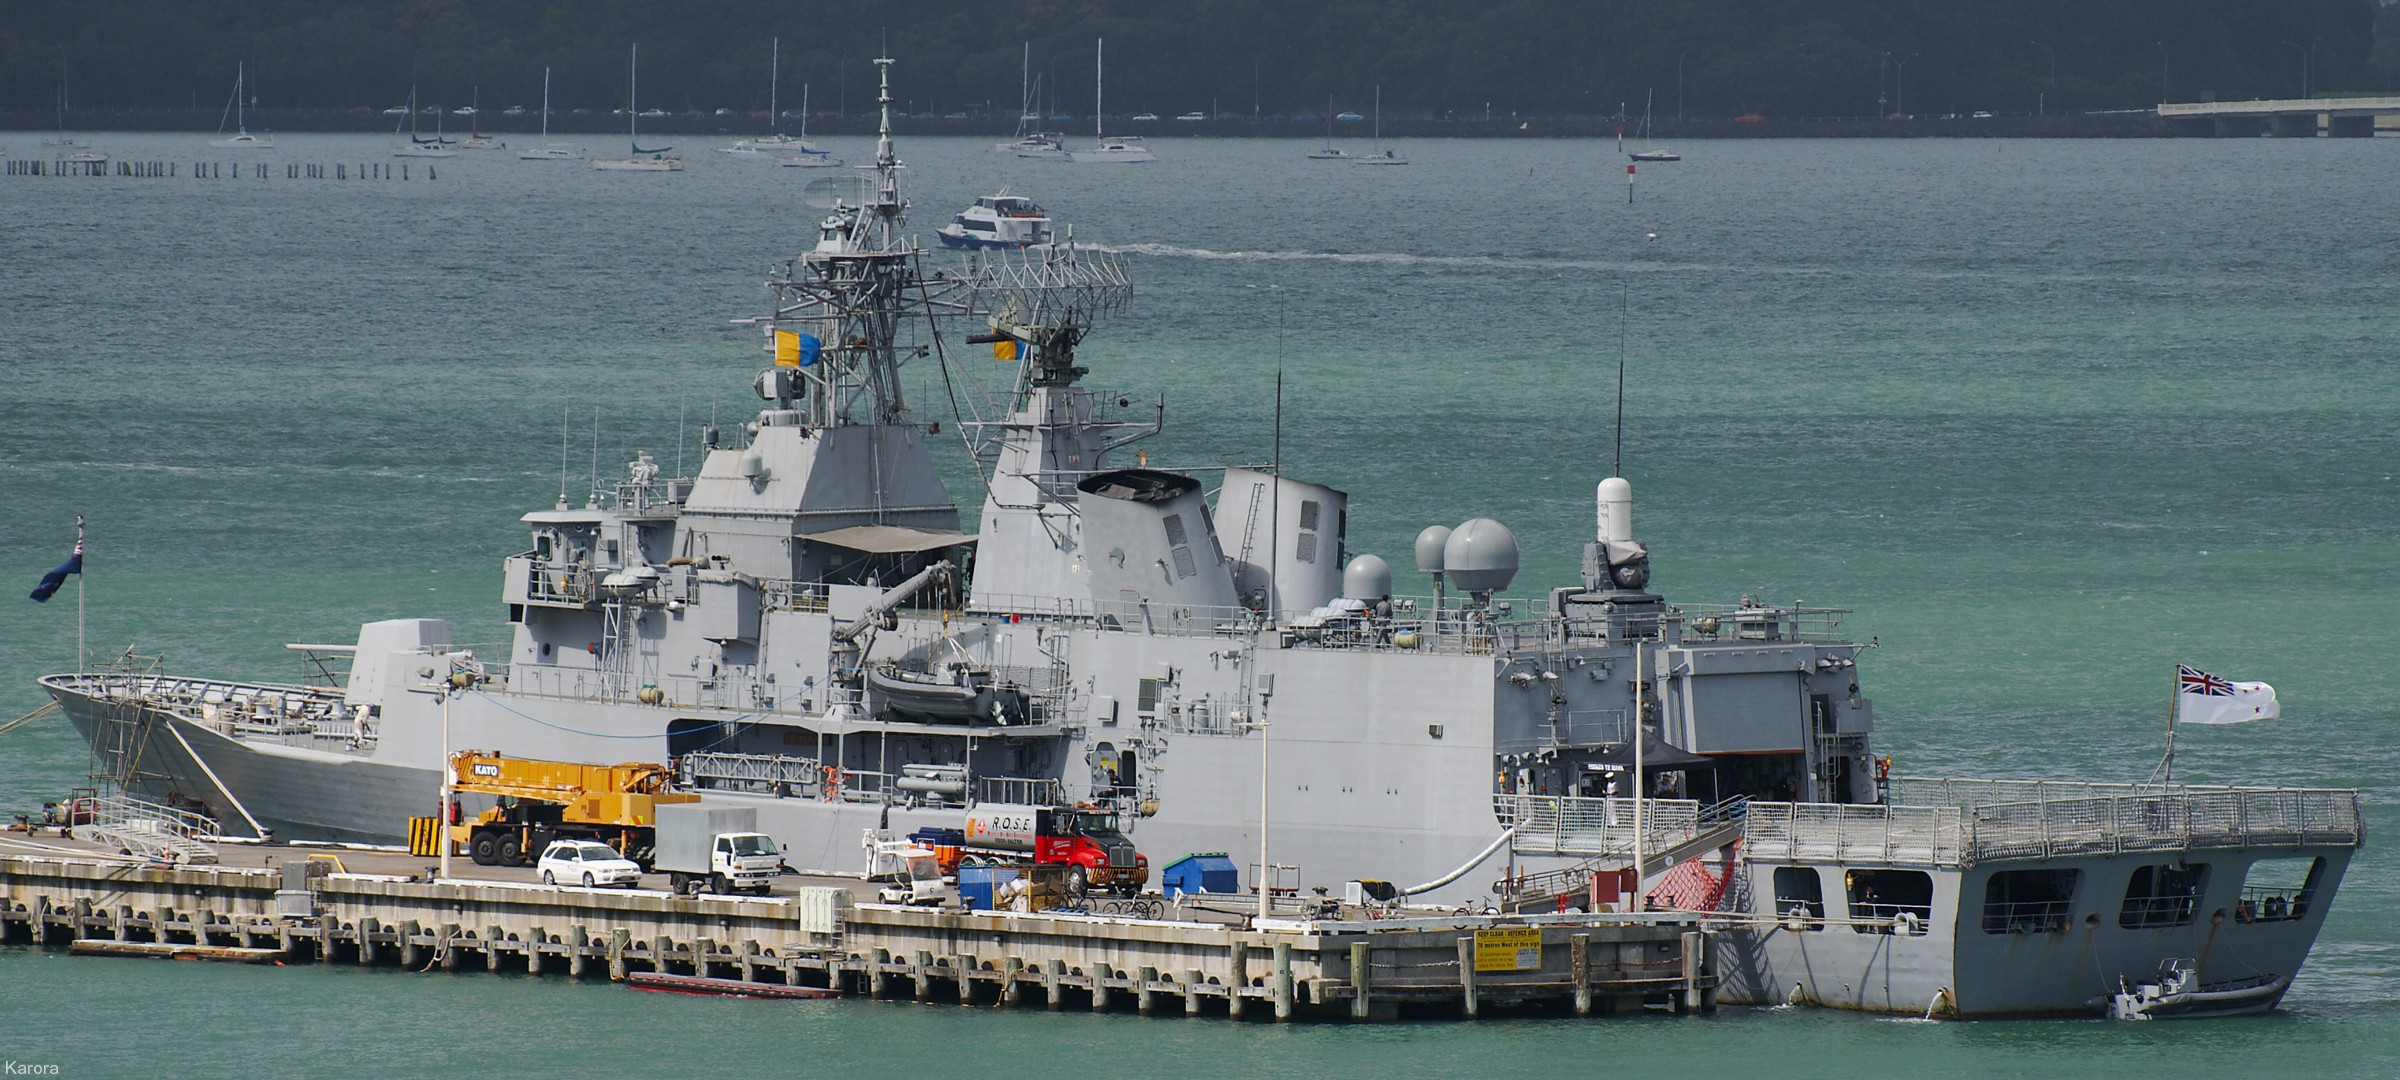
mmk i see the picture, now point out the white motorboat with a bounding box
[1072,39,1154,163]
[209,62,274,149]
[777,153,845,169]
[593,45,683,172]
[935,190,1055,249]
[516,68,582,160]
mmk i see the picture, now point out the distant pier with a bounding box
[0,849,1714,1022]
[2157,96,2400,137]
[3,159,433,180]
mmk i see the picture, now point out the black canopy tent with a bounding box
[1584,731,1719,801]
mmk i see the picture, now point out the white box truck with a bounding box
[654,805,783,896]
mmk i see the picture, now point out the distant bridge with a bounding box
[2157,96,2400,137]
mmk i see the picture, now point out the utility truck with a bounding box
[863,830,948,905]
[654,805,783,896]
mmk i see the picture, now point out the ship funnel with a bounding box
[1075,469,1240,622]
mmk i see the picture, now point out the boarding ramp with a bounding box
[80,795,221,865]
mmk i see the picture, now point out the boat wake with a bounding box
[1088,242,1683,275]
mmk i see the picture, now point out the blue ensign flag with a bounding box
[29,538,83,603]
[798,333,823,367]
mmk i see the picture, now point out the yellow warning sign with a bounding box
[1473,927,1543,972]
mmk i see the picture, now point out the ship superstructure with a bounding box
[40,59,2361,1020]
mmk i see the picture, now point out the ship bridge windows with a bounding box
[2237,857,2323,923]
[1981,868,2079,934]
[1772,867,1826,928]
[1846,869,1934,935]
[2119,862,2210,929]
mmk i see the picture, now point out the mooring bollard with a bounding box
[1137,965,1158,1014]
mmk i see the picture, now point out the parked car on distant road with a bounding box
[1336,111,1364,121]
[538,840,643,888]
[1176,112,1206,121]
[382,105,410,116]
[1132,112,1158,121]
[503,105,527,116]
[640,108,667,117]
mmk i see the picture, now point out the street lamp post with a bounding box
[1894,54,1918,118]
[2157,42,2170,104]
[2280,41,2311,99]
[1255,674,1275,919]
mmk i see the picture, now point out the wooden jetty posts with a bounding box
[0,853,1715,1021]
[4,160,432,180]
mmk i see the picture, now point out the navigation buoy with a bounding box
[1626,163,1636,204]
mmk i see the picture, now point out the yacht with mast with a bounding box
[1353,85,1405,165]
[391,86,457,158]
[1307,95,1352,159]
[1072,39,1153,163]
[459,87,505,150]
[38,55,2362,1023]
[516,68,582,160]
[1629,88,1680,162]
[593,45,683,172]
[723,40,829,159]
[209,62,273,149]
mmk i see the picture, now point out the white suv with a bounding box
[538,840,643,888]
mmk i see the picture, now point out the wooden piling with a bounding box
[1350,941,1372,1021]
[1272,943,1294,1021]
[1457,936,1480,1018]
[1572,933,1592,1016]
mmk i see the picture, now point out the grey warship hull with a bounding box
[42,56,2364,1021]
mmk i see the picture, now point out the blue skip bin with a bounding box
[1160,852,1239,898]
[958,864,1024,911]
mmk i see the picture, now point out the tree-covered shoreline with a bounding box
[4,1,2385,120]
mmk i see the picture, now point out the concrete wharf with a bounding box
[0,846,1715,1022]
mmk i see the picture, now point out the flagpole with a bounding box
[2159,667,2178,787]
[75,516,86,673]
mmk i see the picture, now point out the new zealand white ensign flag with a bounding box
[2177,664,2280,725]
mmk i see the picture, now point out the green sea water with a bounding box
[2,131,2396,1077]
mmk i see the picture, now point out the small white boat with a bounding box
[60,151,107,165]
[1072,39,1154,163]
[777,154,845,169]
[210,63,274,149]
[1075,135,1153,164]
[1007,132,1071,160]
[593,45,682,172]
[517,69,581,160]
[936,190,1054,249]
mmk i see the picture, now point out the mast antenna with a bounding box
[1614,282,1629,476]
[558,406,570,509]
[589,406,600,507]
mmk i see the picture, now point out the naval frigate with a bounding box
[39,59,2362,1019]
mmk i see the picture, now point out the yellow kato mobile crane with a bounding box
[434,750,699,868]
